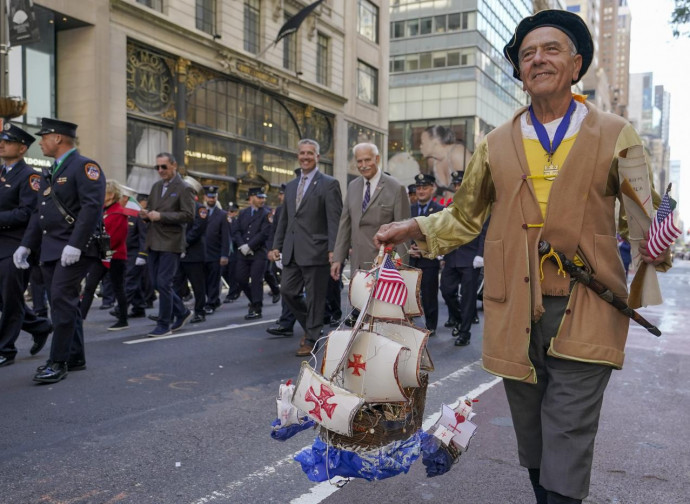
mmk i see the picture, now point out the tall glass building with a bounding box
[388,0,531,181]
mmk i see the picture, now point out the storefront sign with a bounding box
[8,0,40,46]
[127,46,174,115]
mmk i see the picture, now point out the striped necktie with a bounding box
[296,176,307,209]
[362,181,371,213]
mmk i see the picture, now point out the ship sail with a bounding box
[371,321,430,388]
[321,330,410,402]
[349,268,423,319]
[291,362,364,437]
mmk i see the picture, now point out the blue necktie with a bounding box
[418,204,426,216]
[362,181,371,213]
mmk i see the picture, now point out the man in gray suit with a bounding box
[331,143,410,281]
[270,139,342,356]
[140,153,195,337]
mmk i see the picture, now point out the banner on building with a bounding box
[7,0,41,46]
[274,0,325,44]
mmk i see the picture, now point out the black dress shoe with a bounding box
[128,310,146,318]
[444,319,458,328]
[191,313,206,323]
[245,310,262,320]
[99,303,114,310]
[30,329,51,356]
[454,333,471,346]
[0,355,15,367]
[36,359,86,373]
[204,306,215,315]
[472,315,480,324]
[272,292,281,304]
[33,361,69,383]
[148,314,159,322]
[266,325,293,337]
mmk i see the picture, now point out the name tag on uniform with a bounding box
[57,177,68,184]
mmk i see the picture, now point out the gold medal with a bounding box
[543,163,559,180]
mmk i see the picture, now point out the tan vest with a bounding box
[482,103,631,383]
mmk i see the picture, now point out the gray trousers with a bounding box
[280,262,329,344]
[503,295,612,500]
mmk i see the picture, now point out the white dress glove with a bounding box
[13,246,31,269]
[472,255,484,269]
[135,257,147,266]
[61,245,82,267]
[239,244,251,256]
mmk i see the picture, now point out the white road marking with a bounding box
[124,319,271,344]
[189,359,502,504]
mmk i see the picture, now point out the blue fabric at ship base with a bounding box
[270,417,315,441]
[294,431,422,482]
[419,431,458,477]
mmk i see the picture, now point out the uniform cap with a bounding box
[415,173,436,186]
[407,184,417,194]
[279,183,286,194]
[227,202,239,212]
[247,187,267,199]
[451,170,464,185]
[204,185,219,197]
[36,117,78,137]
[0,123,35,146]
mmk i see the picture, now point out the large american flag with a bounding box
[647,192,681,259]
[373,255,408,306]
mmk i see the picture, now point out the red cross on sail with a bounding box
[347,354,367,376]
[304,384,337,421]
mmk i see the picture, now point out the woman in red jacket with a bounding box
[80,180,129,330]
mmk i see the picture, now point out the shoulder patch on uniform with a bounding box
[29,174,41,192]
[84,163,101,181]
[198,207,208,219]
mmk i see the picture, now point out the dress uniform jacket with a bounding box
[182,203,208,263]
[205,205,229,260]
[232,206,271,254]
[126,216,147,261]
[145,174,195,253]
[0,159,40,258]
[409,200,444,268]
[22,150,105,261]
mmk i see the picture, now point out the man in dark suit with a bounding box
[233,187,271,320]
[270,139,342,356]
[408,173,443,336]
[14,118,105,383]
[0,124,53,368]
[266,184,296,336]
[139,152,195,337]
[221,202,240,303]
[202,186,229,314]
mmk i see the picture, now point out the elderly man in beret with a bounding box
[375,9,672,504]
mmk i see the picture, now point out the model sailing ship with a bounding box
[271,248,479,481]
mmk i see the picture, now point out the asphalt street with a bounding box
[1,261,688,504]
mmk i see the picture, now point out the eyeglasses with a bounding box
[155,164,168,171]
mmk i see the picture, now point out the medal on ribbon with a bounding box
[529,99,577,181]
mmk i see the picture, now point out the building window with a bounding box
[136,0,163,11]
[391,21,404,38]
[196,0,215,35]
[357,0,378,43]
[244,0,260,53]
[357,60,378,105]
[420,17,432,35]
[282,13,296,71]
[316,32,329,85]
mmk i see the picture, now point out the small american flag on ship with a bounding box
[373,255,408,306]
[647,189,681,259]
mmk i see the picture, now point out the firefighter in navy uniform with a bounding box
[232,187,271,320]
[0,124,53,368]
[173,177,208,323]
[202,185,229,314]
[14,118,106,384]
[408,173,443,336]
[122,194,149,318]
[440,172,489,346]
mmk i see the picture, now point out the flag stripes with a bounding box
[373,255,408,306]
[647,193,681,259]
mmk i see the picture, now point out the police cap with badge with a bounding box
[203,185,219,198]
[247,187,267,199]
[407,184,417,195]
[35,117,78,138]
[451,171,464,186]
[415,173,436,186]
[1,123,35,146]
[279,183,286,194]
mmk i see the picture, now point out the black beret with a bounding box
[36,117,78,137]
[503,9,593,84]
[415,173,436,186]
[0,123,35,146]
